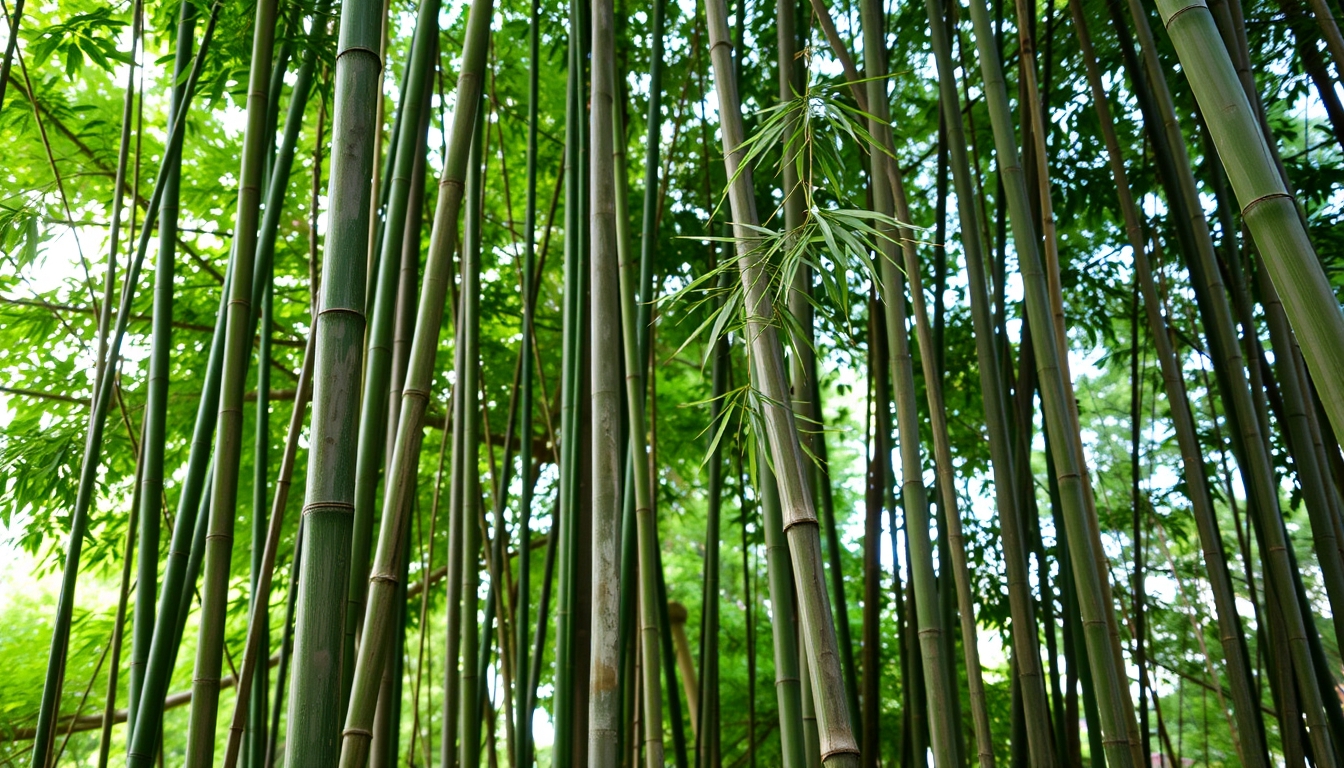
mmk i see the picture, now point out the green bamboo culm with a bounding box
[1152,0,1344,562]
[341,0,441,707]
[702,0,860,762]
[755,440,807,768]
[516,0,541,758]
[553,1,586,759]
[29,8,220,765]
[181,0,279,757]
[457,102,486,768]
[128,0,188,742]
[282,0,388,754]
[587,0,626,754]
[334,0,495,755]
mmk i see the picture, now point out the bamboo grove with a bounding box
[4,0,1344,758]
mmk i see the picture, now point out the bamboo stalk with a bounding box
[516,0,541,756]
[700,1,858,761]
[589,0,635,755]
[697,278,728,768]
[458,106,486,768]
[280,0,399,751]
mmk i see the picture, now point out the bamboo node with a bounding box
[334,46,382,69]
[342,727,374,739]
[302,501,355,516]
[316,305,366,320]
[1241,191,1292,217]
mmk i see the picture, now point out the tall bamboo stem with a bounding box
[701,0,859,761]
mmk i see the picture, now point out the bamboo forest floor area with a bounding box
[4,0,1344,763]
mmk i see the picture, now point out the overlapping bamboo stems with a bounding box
[697,300,727,768]
[553,1,587,758]
[1120,0,1340,755]
[613,87,671,768]
[860,305,882,768]
[282,0,391,753]
[209,12,328,755]
[586,0,627,754]
[332,0,494,753]
[856,8,956,768]
[774,4,839,763]
[126,0,168,738]
[341,0,440,707]
[1209,0,1344,666]
[181,0,279,756]
[89,0,142,751]
[516,0,541,757]
[755,436,807,768]
[701,0,858,762]
[220,327,317,768]
[1066,3,1267,761]
[856,0,998,762]
[927,0,1133,761]
[247,273,273,768]
[765,13,865,737]
[29,8,221,764]
[265,102,327,768]
[1016,5,1148,762]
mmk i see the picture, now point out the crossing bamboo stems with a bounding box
[30,8,220,763]
[333,0,495,754]
[341,0,441,704]
[1067,2,1267,760]
[181,0,279,756]
[222,330,316,768]
[122,0,158,739]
